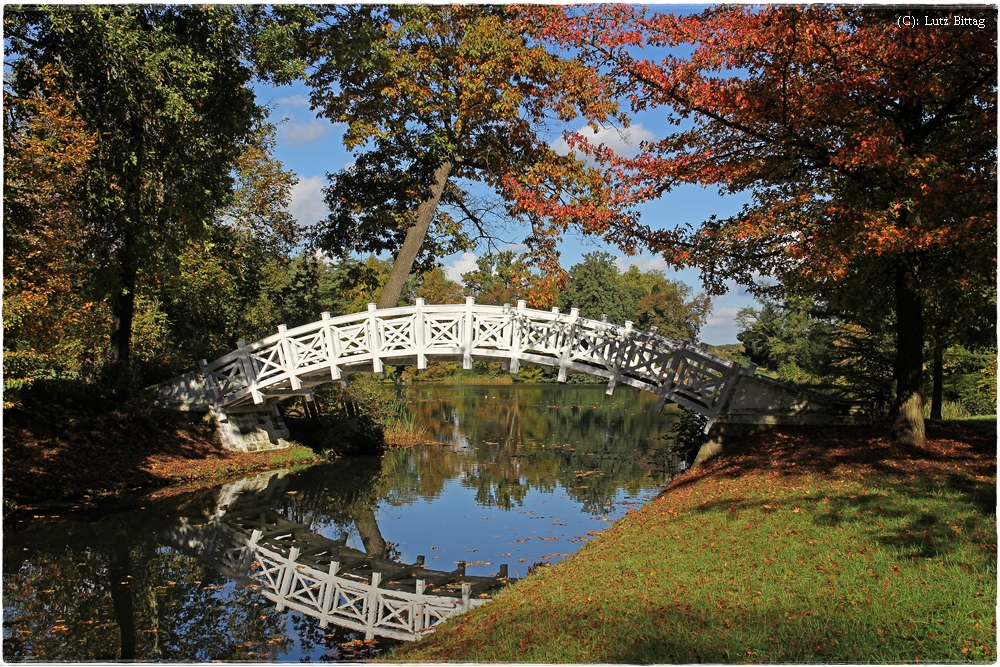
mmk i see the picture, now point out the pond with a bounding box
[3,384,687,662]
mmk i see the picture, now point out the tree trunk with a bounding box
[353,506,387,558]
[109,233,138,364]
[376,161,452,309]
[891,257,926,444]
[931,344,943,420]
[108,541,136,660]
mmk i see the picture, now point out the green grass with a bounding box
[271,444,317,465]
[391,426,996,663]
[946,415,997,433]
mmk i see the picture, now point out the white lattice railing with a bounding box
[197,298,757,421]
[221,530,486,642]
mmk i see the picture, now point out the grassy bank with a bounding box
[3,382,322,514]
[392,421,996,663]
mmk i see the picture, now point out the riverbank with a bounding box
[391,419,997,663]
[2,385,322,516]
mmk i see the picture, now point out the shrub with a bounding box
[668,407,710,468]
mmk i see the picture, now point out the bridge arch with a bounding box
[186,297,751,419]
[154,297,866,452]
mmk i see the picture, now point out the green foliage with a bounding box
[667,407,709,466]
[559,252,633,324]
[558,253,712,341]
[5,5,266,364]
[947,347,998,416]
[512,365,548,383]
[706,344,751,367]
[736,297,836,377]
[277,251,322,328]
[309,376,389,456]
[417,267,465,305]
[461,250,537,306]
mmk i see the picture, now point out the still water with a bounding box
[3,384,685,662]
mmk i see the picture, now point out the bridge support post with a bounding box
[320,312,343,381]
[319,561,340,628]
[463,296,475,370]
[508,301,526,375]
[414,298,427,370]
[414,579,426,632]
[606,321,633,395]
[461,582,472,612]
[274,546,301,612]
[367,303,384,377]
[236,340,263,405]
[557,308,580,383]
[366,571,382,640]
[276,324,303,391]
[655,341,686,412]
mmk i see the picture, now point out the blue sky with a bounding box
[251,20,759,345]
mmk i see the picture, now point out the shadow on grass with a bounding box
[670,421,996,561]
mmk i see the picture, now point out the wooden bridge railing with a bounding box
[196,298,756,422]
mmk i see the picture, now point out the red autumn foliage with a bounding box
[527,5,997,443]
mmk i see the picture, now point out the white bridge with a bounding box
[154,298,867,452]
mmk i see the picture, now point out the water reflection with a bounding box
[171,472,513,642]
[3,384,683,661]
[3,486,294,661]
[388,384,685,512]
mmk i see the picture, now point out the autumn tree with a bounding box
[5,6,264,364]
[3,70,102,398]
[416,267,466,305]
[631,279,712,342]
[290,5,622,309]
[461,250,539,306]
[536,5,997,443]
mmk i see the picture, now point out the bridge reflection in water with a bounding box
[168,472,513,642]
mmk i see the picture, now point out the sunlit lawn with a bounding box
[390,423,996,663]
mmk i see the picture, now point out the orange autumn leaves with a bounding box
[524,5,996,287]
[3,70,107,397]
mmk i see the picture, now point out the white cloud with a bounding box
[705,306,741,328]
[276,94,310,108]
[288,175,327,227]
[552,123,655,159]
[443,252,479,284]
[279,119,328,146]
[614,253,670,273]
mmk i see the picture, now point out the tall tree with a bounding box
[461,251,538,306]
[416,267,466,305]
[5,6,263,364]
[536,5,997,443]
[3,69,102,397]
[559,252,634,324]
[294,5,622,309]
[632,280,712,342]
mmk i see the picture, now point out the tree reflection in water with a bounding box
[383,384,685,513]
[3,385,683,662]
